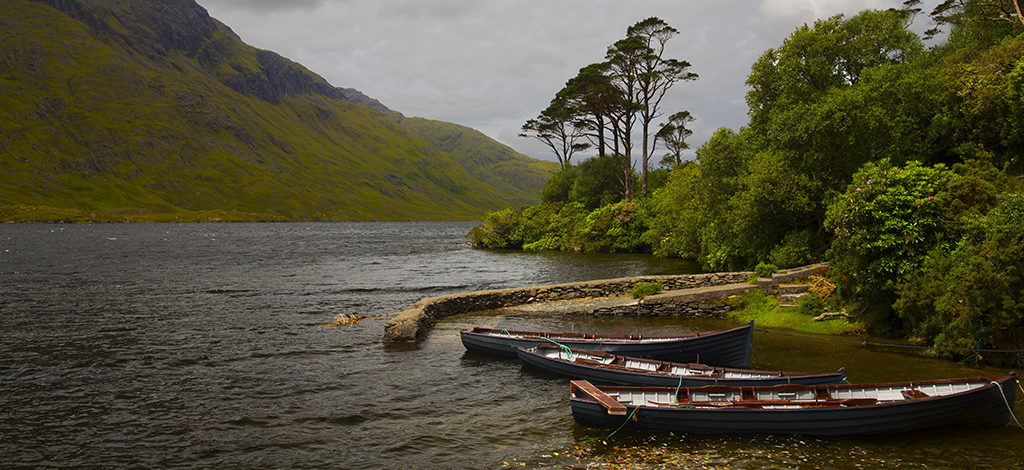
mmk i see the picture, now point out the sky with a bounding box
[197,0,944,163]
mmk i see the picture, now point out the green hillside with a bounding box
[339,89,560,205]
[398,118,558,205]
[0,0,544,222]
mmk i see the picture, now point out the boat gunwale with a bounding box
[570,374,1017,411]
[524,344,840,380]
[463,321,752,344]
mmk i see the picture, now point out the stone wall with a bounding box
[382,263,827,344]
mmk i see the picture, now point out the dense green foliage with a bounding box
[0,0,551,222]
[467,200,649,253]
[894,194,1024,364]
[472,4,1024,364]
[825,160,954,304]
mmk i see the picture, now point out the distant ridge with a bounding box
[0,0,553,222]
[339,88,559,204]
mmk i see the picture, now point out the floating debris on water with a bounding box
[320,312,392,327]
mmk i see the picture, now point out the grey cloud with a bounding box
[197,0,944,162]
[200,0,329,14]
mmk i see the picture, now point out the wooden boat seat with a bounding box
[901,389,930,400]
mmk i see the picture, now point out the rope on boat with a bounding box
[586,405,640,444]
[992,380,1024,429]
[541,337,574,362]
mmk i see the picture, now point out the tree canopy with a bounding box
[474,6,1024,365]
[525,17,696,201]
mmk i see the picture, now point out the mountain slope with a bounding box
[0,0,534,221]
[398,117,558,205]
[340,88,558,204]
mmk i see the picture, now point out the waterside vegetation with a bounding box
[470,3,1024,365]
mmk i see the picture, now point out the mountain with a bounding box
[339,88,559,205]
[0,0,554,222]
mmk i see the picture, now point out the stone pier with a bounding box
[382,263,827,343]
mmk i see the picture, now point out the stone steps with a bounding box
[778,284,810,306]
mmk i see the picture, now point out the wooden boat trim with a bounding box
[574,375,1014,409]
[570,380,627,415]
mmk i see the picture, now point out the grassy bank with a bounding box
[725,290,864,335]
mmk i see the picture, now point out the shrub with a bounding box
[573,201,651,253]
[631,281,663,299]
[467,206,522,248]
[753,262,778,278]
[797,293,826,317]
[824,159,952,303]
[895,195,1024,365]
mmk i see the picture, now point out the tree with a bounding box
[540,165,579,203]
[654,111,694,167]
[627,18,698,197]
[735,9,930,268]
[519,96,590,168]
[569,155,628,211]
[558,63,619,159]
[691,127,755,270]
[604,35,646,202]
[930,0,1024,31]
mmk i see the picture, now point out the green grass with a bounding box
[726,290,864,335]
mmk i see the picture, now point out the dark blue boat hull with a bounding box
[570,375,1018,436]
[461,321,753,367]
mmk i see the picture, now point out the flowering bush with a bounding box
[824,159,953,304]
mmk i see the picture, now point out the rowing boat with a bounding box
[460,321,753,367]
[518,344,844,386]
[569,374,1018,436]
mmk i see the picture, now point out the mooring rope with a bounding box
[542,337,574,362]
[586,405,640,443]
[992,380,1024,429]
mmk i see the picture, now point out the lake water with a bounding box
[1,222,1020,469]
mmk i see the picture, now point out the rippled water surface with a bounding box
[1,222,1020,469]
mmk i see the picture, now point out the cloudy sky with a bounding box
[197,0,943,163]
